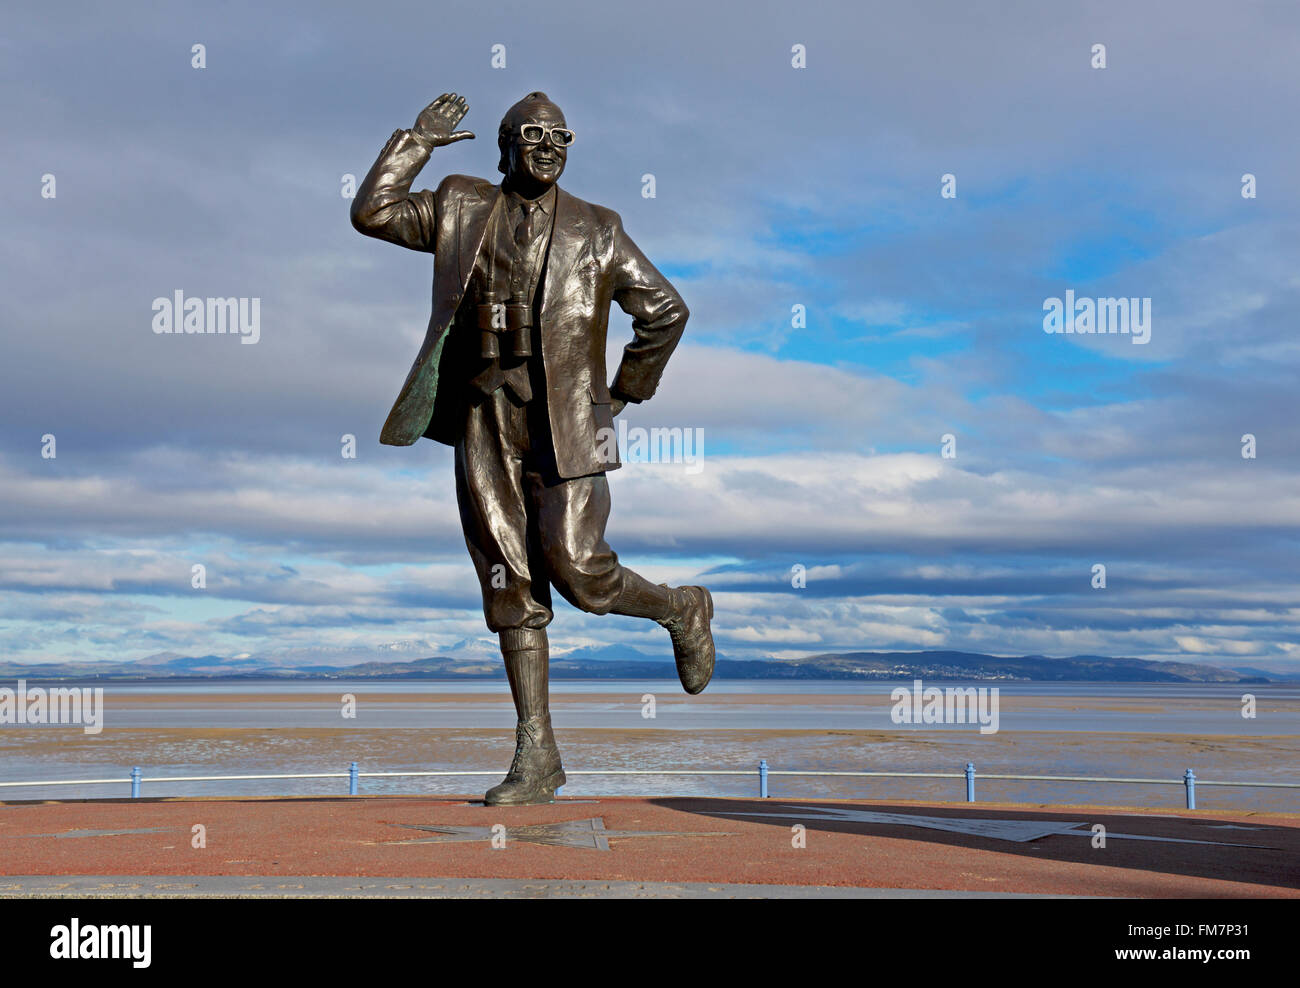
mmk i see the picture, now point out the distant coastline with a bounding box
[0,649,1276,684]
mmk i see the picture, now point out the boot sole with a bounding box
[681,586,715,695]
[483,769,568,806]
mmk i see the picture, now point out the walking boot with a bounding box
[484,715,566,805]
[658,585,715,695]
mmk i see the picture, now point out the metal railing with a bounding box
[2,761,1297,809]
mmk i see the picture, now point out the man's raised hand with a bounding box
[413,93,475,148]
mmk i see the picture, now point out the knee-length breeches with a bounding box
[454,387,623,632]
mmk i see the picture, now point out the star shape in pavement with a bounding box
[378,817,732,851]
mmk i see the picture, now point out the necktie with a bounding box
[510,201,542,301]
[515,201,539,247]
[494,199,541,403]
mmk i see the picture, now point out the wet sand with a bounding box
[82,690,1299,716]
[3,724,1296,812]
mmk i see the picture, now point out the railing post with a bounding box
[130,766,142,799]
[965,762,975,803]
[759,759,769,798]
[349,761,359,796]
[1184,768,1196,810]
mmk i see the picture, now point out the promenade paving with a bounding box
[1,795,1294,897]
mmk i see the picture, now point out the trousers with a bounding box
[455,385,624,631]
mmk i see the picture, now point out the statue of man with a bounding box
[352,92,715,805]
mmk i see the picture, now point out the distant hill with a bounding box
[1227,665,1300,683]
[744,650,1266,683]
[0,648,1268,683]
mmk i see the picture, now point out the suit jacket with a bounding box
[351,128,690,479]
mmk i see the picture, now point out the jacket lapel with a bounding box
[450,183,585,332]
[540,187,586,321]
[456,182,503,290]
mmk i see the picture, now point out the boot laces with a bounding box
[658,586,688,633]
[506,720,542,777]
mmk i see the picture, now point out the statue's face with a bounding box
[506,103,568,188]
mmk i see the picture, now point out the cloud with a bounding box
[3,0,1298,672]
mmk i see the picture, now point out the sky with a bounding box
[2,0,1298,672]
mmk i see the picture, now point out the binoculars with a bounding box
[477,293,532,359]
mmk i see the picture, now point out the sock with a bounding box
[499,627,550,722]
[610,570,676,622]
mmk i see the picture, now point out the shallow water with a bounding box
[0,681,1295,811]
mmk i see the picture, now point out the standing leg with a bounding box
[485,626,566,805]
[500,626,549,722]
[455,392,553,635]
[455,391,565,804]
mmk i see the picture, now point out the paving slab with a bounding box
[0,795,1295,897]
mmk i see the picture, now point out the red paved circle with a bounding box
[1,795,1295,897]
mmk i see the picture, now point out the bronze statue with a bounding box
[352,92,715,805]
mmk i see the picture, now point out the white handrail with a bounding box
[1,769,1295,788]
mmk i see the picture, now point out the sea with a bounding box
[0,680,1295,811]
